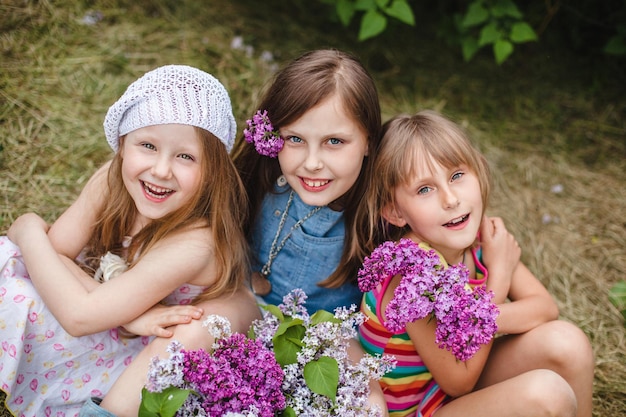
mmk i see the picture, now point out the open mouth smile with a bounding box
[443,214,469,227]
[301,178,331,188]
[141,180,174,199]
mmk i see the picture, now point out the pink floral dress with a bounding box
[0,236,205,417]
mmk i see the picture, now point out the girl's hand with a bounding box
[479,216,520,301]
[121,303,204,338]
[8,213,50,246]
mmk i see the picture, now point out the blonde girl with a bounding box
[358,110,594,417]
[0,65,260,417]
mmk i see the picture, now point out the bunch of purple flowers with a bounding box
[243,109,284,158]
[140,315,285,417]
[358,238,499,361]
[249,289,396,416]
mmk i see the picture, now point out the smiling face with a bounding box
[383,155,484,264]
[120,124,203,226]
[277,93,369,207]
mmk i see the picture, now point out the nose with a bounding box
[304,148,323,172]
[151,155,173,179]
[441,186,460,209]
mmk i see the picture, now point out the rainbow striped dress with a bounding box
[358,245,487,417]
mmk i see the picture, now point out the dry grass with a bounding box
[1,1,624,416]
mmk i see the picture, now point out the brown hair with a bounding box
[85,127,249,301]
[231,49,382,288]
[363,110,491,247]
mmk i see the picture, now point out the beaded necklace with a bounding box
[251,188,323,296]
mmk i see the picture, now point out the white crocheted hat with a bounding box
[104,65,236,153]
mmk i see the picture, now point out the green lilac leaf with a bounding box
[358,9,387,41]
[138,387,191,417]
[461,2,489,28]
[336,0,355,26]
[303,356,339,400]
[462,37,479,61]
[478,22,501,46]
[273,324,305,365]
[385,0,415,25]
[510,22,538,43]
[494,39,514,64]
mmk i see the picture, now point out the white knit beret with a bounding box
[103,65,236,153]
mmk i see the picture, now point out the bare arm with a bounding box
[480,216,558,334]
[8,213,217,336]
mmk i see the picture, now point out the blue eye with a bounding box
[451,171,464,181]
[288,136,303,143]
[328,137,342,145]
[417,186,432,195]
[142,143,156,150]
[179,154,195,161]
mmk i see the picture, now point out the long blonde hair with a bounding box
[363,110,491,248]
[85,127,249,301]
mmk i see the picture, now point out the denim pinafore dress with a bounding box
[249,184,362,314]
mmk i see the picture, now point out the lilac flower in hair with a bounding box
[243,110,284,158]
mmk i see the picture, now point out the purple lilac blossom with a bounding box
[250,289,396,416]
[243,110,284,158]
[358,239,499,361]
[182,333,285,417]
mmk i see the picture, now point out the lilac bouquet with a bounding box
[358,238,499,361]
[243,109,284,158]
[139,315,285,417]
[249,289,396,416]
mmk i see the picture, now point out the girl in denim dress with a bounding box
[231,49,383,315]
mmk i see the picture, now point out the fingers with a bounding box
[153,306,204,338]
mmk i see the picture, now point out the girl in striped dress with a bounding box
[358,111,593,417]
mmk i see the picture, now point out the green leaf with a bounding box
[336,0,356,27]
[493,39,514,64]
[510,22,537,43]
[609,281,626,322]
[478,21,501,46]
[273,317,303,338]
[461,1,489,28]
[461,37,480,61]
[273,323,305,365]
[303,356,339,400]
[310,309,341,325]
[139,387,192,417]
[603,36,626,55]
[375,0,390,8]
[492,0,522,18]
[384,0,415,26]
[261,303,285,321]
[358,9,387,41]
[280,406,297,417]
[354,0,376,11]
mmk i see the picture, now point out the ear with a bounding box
[381,203,407,227]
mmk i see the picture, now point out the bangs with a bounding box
[401,128,474,185]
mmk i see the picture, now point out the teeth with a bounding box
[303,179,329,187]
[142,181,173,199]
[446,214,468,226]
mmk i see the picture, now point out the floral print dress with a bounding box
[0,236,205,417]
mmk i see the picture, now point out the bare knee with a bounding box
[522,369,577,417]
[538,321,594,373]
